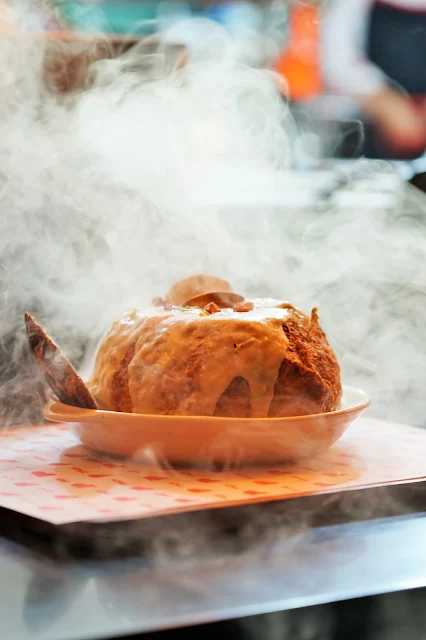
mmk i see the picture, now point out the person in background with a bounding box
[321,0,426,159]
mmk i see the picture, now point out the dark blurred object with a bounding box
[43,36,138,94]
[42,35,186,95]
[409,172,426,194]
[363,93,426,160]
[322,0,426,160]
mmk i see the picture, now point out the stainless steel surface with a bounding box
[2,512,426,640]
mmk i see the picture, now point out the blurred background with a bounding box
[5,0,426,179]
[0,5,426,640]
[4,0,426,427]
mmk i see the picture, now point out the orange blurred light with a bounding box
[273,3,322,102]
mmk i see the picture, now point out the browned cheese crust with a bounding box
[268,308,342,417]
[89,302,342,418]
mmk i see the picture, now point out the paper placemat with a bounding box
[0,417,425,525]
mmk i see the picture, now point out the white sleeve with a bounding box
[321,0,388,98]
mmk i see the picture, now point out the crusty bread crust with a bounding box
[89,303,341,418]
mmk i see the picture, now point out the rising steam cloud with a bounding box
[0,3,425,429]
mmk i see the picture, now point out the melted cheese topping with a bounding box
[89,302,301,416]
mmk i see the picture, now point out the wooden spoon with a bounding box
[24,312,98,410]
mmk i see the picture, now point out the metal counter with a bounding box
[1,485,425,640]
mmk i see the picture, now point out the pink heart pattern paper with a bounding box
[0,417,425,525]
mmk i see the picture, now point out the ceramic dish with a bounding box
[43,385,369,466]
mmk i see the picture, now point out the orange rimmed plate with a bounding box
[43,386,369,466]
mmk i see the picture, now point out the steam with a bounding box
[0,4,426,430]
